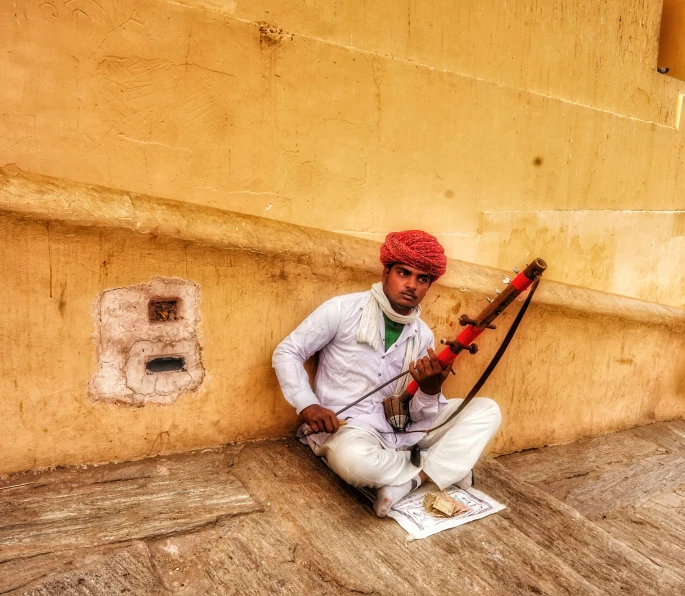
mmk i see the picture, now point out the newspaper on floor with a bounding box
[359,483,506,540]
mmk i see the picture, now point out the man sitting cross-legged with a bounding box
[272,230,501,517]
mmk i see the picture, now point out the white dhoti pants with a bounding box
[312,397,502,490]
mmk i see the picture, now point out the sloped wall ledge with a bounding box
[2,166,684,332]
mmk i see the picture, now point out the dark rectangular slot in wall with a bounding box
[146,356,186,374]
[658,0,685,81]
[149,300,179,322]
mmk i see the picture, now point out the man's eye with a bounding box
[419,277,429,284]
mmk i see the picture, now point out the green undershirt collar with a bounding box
[383,313,405,352]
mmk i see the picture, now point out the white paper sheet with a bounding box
[359,484,506,540]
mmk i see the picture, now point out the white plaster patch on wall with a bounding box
[89,277,204,406]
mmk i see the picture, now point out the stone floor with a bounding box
[498,419,685,586]
[2,421,685,595]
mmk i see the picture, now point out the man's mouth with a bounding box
[400,292,416,300]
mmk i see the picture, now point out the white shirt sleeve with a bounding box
[272,299,341,414]
[408,335,448,422]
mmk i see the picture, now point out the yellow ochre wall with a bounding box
[2,0,685,307]
[2,168,685,476]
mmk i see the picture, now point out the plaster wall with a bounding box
[2,0,685,307]
[478,210,685,309]
[2,169,685,476]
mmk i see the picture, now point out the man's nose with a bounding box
[405,276,417,290]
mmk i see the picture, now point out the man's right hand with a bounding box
[301,404,341,434]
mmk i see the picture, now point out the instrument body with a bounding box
[383,396,411,432]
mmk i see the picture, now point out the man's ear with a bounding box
[382,265,391,282]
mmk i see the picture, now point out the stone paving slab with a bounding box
[0,446,259,563]
[18,544,165,596]
[498,419,685,588]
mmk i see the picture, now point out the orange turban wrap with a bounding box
[380,230,447,281]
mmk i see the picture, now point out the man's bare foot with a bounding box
[456,469,474,490]
[373,477,421,517]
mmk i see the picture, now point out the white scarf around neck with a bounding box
[356,282,421,395]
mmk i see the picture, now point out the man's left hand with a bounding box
[408,347,452,395]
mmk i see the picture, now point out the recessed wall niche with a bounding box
[89,277,204,406]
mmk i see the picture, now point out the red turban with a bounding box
[380,230,447,280]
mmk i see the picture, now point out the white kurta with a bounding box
[272,291,446,448]
[272,290,502,489]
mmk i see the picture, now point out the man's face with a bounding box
[382,264,432,314]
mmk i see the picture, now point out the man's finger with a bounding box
[441,362,454,380]
[426,353,442,375]
[415,358,427,378]
[409,361,421,381]
[427,347,441,371]
[331,416,340,433]
[426,349,442,375]
[421,356,438,377]
[310,420,320,433]
[322,415,334,433]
